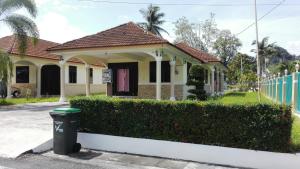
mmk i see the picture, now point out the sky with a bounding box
[0,0,300,56]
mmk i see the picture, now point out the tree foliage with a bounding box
[213,30,242,66]
[186,65,207,100]
[138,4,168,37]
[227,53,256,84]
[174,17,207,51]
[251,37,277,76]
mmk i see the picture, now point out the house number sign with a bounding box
[102,69,112,83]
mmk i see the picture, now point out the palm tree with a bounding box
[251,37,277,76]
[0,0,39,97]
[138,4,168,37]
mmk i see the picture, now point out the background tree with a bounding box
[174,17,207,51]
[251,37,277,76]
[227,53,256,85]
[200,13,219,52]
[213,30,242,66]
[186,65,207,100]
[174,13,219,53]
[0,0,39,97]
[138,4,168,37]
[238,72,257,91]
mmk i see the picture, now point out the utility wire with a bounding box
[236,0,286,36]
[79,0,298,6]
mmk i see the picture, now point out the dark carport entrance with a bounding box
[41,65,60,95]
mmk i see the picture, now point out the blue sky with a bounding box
[1,0,300,56]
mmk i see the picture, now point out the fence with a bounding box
[261,66,300,114]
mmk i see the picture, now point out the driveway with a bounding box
[0,102,68,158]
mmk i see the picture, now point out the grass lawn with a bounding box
[292,115,300,151]
[0,97,59,106]
[209,92,272,104]
[0,93,105,106]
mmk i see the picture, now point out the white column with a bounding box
[276,73,280,103]
[216,69,220,94]
[292,64,299,112]
[182,61,188,99]
[6,70,12,98]
[220,71,224,94]
[156,57,162,100]
[85,64,91,97]
[210,67,215,96]
[59,61,66,102]
[283,69,288,104]
[169,59,176,101]
[36,65,42,97]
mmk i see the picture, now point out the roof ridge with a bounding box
[130,22,168,42]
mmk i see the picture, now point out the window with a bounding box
[89,68,93,84]
[69,66,77,83]
[16,66,29,83]
[149,61,170,83]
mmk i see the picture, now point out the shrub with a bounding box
[186,65,207,100]
[70,97,292,152]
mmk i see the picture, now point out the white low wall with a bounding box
[78,132,300,169]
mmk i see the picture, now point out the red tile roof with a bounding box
[48,22,169,51]
[0,35,97,65]
[175,42,220,63]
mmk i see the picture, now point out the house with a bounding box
[0,35,106,97]
[1,22,226,102]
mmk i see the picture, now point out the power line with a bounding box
[236,0,286,36]
[79,0,299,6]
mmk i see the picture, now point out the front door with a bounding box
[108,62,138,96]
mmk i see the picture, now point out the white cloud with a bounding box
[286,41,300,55]
[37,12,87,43]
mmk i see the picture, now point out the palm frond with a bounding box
[3,14,39,54]
[154,25,169,35]
[0,0,37,17]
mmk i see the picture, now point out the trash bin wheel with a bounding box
[73,143,81,153]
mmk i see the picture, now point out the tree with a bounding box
[138,4,168,37]
[227,53,256,84]
[213,30,242,66]
[174,13,219,53]
[0,0,39,96]
[174,17,207,51]
[200,13,219,52]
[238,72,257,91]
[251,37,277,76]
[186,65,207,100]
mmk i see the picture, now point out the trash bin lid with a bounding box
[50,107,80,116]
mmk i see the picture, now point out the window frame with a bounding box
[16,66,29,83]
[69,66,77,84]
[149,61,171,83]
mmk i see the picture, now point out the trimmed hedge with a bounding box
[70,97,292,152]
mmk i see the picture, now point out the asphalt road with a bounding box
[0,154,104,169]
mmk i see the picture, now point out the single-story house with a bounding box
[1,22,226,102]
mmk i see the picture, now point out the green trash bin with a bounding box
[50,107,81,155]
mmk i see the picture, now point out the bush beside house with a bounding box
[70,97,292,152]
[186,65,207,100]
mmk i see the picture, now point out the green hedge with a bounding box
[70,97,292,152]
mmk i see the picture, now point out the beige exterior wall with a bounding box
[9,55,106,97]
[137,84,183,100]
[65,84,107,96]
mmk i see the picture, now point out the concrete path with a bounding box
[0,102,68,158]
[41,150,238,169]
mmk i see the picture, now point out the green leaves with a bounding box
[70,97,292,152]
[137,4,168,37]
[0,50,13,84]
